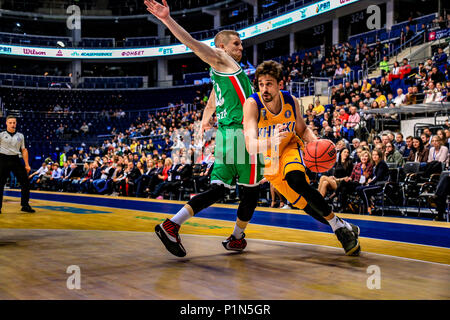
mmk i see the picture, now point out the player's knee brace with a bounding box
[188,183,227,215]
[236,185,259,222]
[285,170,332,217]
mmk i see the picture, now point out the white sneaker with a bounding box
[281,204,291,209]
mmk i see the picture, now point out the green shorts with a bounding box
[210,126,264,188]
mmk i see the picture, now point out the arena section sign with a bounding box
[0,0,361,59]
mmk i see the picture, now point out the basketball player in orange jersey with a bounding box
[243,60,361,256]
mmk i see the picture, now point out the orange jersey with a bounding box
[249,90,308,209]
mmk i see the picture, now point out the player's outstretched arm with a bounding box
[294,98,317,143]
[144,0,224,69]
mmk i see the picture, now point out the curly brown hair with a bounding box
[254,60,283,83]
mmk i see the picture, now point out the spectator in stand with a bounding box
[388,61,401,81]
[404,25,415,42]
[436,129,448,148]
[434,47,448,68]
[384,142,405,167]
[338,108,349,124]
[399,58,412,79]
[334,64,344,79]
[29,162,48,189]
[393,132,406,154]
[393,88,406,106]
[380,56,390,77]
[71,163,90,192]
[123,161,141,196]
[347,106,360,130]
[343,63,351,77]
[379,76,392,96]
[407,137,429,163]
[318,147,353,198]
[361,79,371,94]
[428,136,449,164]
[356,148,390,215]
[313,99,325,117]
[403,136,414,158]
[375,90,387,105]
[430,66,446,84]
[350,138,361,161]
[150,157,172,199]
[80,122,89,136]
[336,150,374,213]
[194,157,214,193]
[48,163,63,191]
[405,86,417,105]
[424,81,438,103]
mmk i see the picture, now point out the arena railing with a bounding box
[363,30,426,80]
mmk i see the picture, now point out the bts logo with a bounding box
[158,48,173,55]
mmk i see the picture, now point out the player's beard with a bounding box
[262,92,273,102]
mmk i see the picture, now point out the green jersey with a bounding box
[210,63,254,128]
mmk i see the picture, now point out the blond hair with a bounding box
[214,30,240,48]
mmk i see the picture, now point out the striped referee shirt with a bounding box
[0,131,25,156]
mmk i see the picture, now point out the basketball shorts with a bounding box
[264,142,309,209]
[210,125,265,188]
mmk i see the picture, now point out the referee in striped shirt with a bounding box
[0,115,35,213]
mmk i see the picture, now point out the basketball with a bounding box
[303,139,336,173]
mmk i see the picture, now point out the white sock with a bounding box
[170,207,191,226]
[342,219,353,232]
[232,224,245,239]
[328,215,346,232]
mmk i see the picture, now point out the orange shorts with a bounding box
[264,142,308,209]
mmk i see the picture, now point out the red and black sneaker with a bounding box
[155,219,186,257]
[222,234,247,251]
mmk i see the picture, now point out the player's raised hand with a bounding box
[144,0,170,20]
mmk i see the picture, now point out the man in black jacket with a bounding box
[166,156,192,198]
[124,161,142,197]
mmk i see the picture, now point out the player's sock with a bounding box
[232,224,245,240]
[342,219,353,232]
[170,206,191,226]
[328,215,346,232]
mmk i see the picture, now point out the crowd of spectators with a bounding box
[27,100,220,201]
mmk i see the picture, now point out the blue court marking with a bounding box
[5,190,450,248]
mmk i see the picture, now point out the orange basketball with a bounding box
[303,139,336,173]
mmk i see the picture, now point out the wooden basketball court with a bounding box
[1,190,449,299]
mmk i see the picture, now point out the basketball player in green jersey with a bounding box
[145,0,264,257]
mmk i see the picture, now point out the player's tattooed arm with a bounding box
[294,98,317,143]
